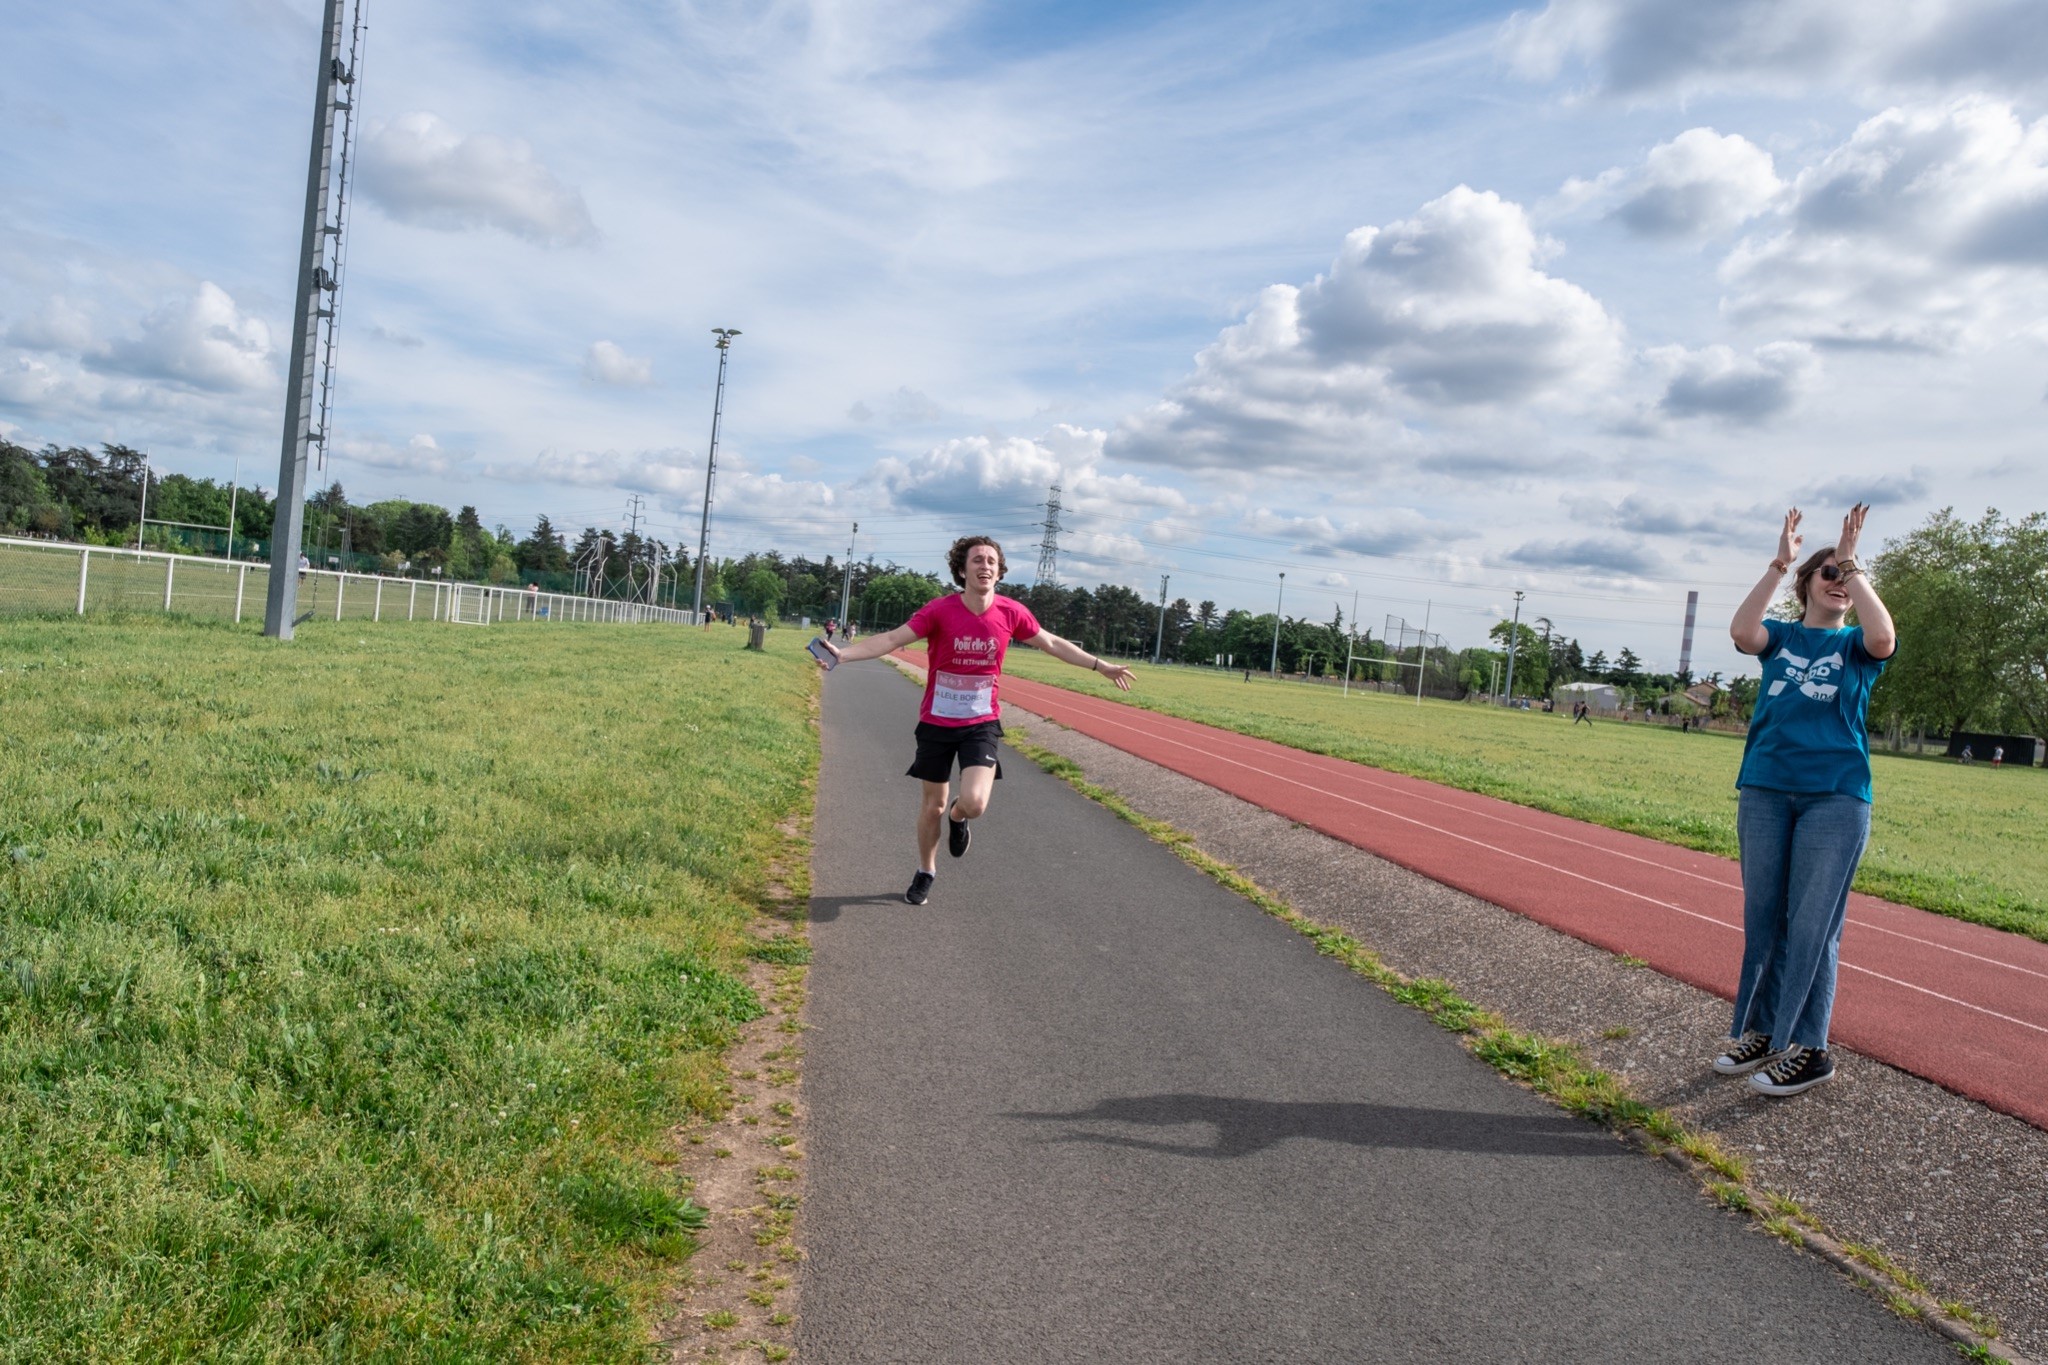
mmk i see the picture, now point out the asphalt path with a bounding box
[800,661,1954,1363]
[994,672,2048,1131]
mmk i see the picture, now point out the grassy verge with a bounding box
[1004,727,2014,1361]
[997,648,2048,942]
[0,613,817,1359]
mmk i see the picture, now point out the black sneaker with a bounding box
[904,871,935,905]
[1712,1031,1786,1076]
[1750,1045,1836,1096]
[947,804,971,859]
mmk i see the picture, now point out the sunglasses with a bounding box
[1816,564,1851,582]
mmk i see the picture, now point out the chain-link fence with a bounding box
[0,536,699,627]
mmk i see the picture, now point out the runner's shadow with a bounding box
[808,894,920,923]
[1006,1093,1623,1160]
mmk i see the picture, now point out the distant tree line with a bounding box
[10,440,2038,729]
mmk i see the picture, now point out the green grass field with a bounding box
[998,649,2048,942]
[0,613,816,1360]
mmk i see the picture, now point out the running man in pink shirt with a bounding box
[818,535,1135,904]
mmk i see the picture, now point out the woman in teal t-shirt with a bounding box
[1715,504,1897,1097]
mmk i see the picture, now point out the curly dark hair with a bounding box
[946,535,1007,587]
[1792,544,1840,611]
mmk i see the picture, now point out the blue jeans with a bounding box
[1730,788,1871,1051]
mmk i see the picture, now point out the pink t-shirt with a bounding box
[906,592,1041,726]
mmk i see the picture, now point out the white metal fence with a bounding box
[0,535,699,627]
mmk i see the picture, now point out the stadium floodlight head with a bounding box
[712,328,741,348]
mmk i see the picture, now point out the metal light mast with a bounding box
[264,0,363,638]
[838,521,857,625]
[1152,574,1169,665]
[1269,571,1285,676]
[692,328,740,619]
[1503,589,1526,704]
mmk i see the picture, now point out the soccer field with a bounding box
[0,615,816,1357]
[998,649,2048,942]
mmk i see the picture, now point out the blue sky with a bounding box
[5,0,2046,679]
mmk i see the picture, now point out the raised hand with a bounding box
[1777,508,1804,568]
[1837,503,1869,562]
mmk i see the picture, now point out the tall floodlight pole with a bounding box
[1502,589,1526,705]
[225,455,242,560]
[1416,599,1432,706]
[135,454,151,552]
[692,328,740,620]
[1269,571,1285,676]
[264,0,350,639]
[1152,574,1170,664]
[838,521,857,625]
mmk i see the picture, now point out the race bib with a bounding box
[932,669,995,719]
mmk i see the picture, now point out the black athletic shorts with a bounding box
[906,720,1005,784]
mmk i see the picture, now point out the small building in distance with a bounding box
[1683,681,1722,712]
[1555,681,1622,714]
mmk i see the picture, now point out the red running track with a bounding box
[968,666,2048,1130]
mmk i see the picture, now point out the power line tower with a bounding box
[264,0,366,639]
[1035,484,1062,588]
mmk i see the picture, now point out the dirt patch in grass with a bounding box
[653,938,810,1364]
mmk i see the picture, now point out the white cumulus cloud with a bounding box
[1503,0,2048,102]
[1109,186,1626,472]
[86,281,274,392]
[1651,341,1819,425]
[1609,129,1782,238]
[582,340,653,387]
[336,432,455,475]
[360,113,598,246]
[1720,98,2048,351]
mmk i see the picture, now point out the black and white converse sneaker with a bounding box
[904,870,936,905]
[1749,1045,1836,1096]
[947,804,971,859]
[1712,1031,1787,1076]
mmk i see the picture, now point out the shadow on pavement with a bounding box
[808,893,920,923]
[1006,1093,1627,1160]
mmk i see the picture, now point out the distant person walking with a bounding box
[1715,504,1896,1097]
[816,535,1135,905]
[825,618,838,641]
[1572,701,1592,726]
[1992,746,2004,769]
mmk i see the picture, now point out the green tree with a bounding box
[1489,620,1549,698]
[859,572,943,627]
[1871,508,2048,736]
[1610,648,1643,688]
[741,566,783,618]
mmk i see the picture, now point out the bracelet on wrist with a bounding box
[1769,558,1790,575]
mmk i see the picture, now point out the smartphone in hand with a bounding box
[807,637,838,670]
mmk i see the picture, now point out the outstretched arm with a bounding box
[1732,507,1799,655]
[821,621,921,665]
[1834,503,1896,659]
[1026,628,1135,691]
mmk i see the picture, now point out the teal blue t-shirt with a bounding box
[1736,619,1891,802]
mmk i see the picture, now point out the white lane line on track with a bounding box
[1137,711,2048,987]
[1015,687,2048,1036]
[1839,963,2048,1038]
[1020,683,2048,990]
